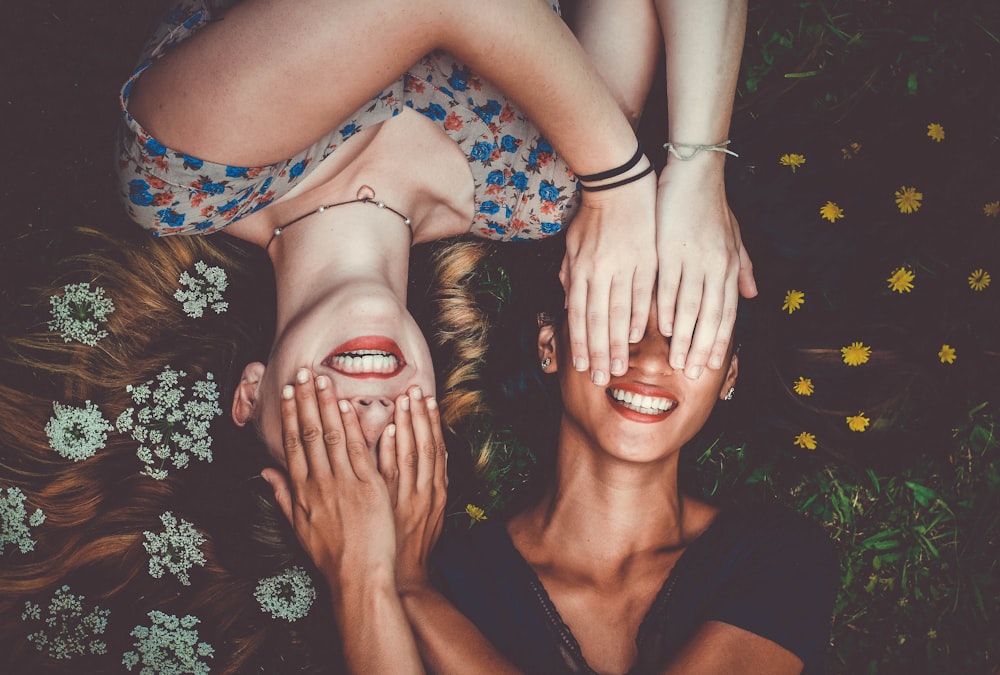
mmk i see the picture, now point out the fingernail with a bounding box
[629,328,642,343]
[399,396,410,411]
[687,365,703,380]
[315,375,329,390]
[260,472,272,486]
[282,385,294,399]
[611,359,625,375]
[426,397,438,409]
[338,400,350,413]
[662,325,673,338]
[709,355,723,369]
[411,386,423,400]
[296,368,309,384]
[670,355,685,370]
[386,424,396,437]
[592,370,608,386]
[573,357,587,372]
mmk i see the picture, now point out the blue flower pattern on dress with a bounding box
[116,0,578,240]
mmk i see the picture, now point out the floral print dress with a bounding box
[117,0,580,241]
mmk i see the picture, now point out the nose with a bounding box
[352,397,395,451]
[629,329,674,376]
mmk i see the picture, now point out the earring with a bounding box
[724,387,735,401]
[541,357,552,370]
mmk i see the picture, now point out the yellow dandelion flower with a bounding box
[465,504,487,522]
[894,186,923,214]
[938,344,956,364]
[793,432,817,450]
[841,141,862,160]
[984,201,1000,217]
[782,289,805,314]
[846,412,871,432]
[926,123,945,142]
[819,201,845,223]
[792,377,814,396]
[886,266,915,293]
[841,341,872,366]
[968,268,991,292]
[779,153,806,172]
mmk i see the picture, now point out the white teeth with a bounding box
[609,388,675,415]
[332,350,400,374]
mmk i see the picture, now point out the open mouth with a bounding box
[606,386,677,422]
[324,336,405,379]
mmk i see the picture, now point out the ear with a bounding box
[718,353,739,400]
[232,362,267,427]
[537,324,558,373]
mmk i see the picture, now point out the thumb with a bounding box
[737,243,757,298]
[261,469,294,524]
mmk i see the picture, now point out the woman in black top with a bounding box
[268,289,838,673]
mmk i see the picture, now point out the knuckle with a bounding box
[322,429,344,446]
[300,424,322,444]
[403,451,419,470]
[282,432,303,452]
[345,440,367,458]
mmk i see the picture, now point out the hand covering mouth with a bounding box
[324,336,405,379]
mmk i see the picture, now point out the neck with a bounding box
[526,423,689,558]
[267,204,412,333]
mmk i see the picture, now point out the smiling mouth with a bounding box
[607,387,677,417]
[325,336,405,379]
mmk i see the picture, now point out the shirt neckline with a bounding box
[496,510,729,674]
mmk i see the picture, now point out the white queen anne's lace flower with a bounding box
[115,367,222,480]
[254,566,317,622]
[122,610,214,674]
[1,486,45,555]
[47,283,115,346]
[144,511,206,586]
[174,261,229,318]
[21,585,109,659]
[44,401,114,462]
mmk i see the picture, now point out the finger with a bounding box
[656,258,681,338]
[293,368,330,475]
[685,273,725,378]
[566,275,590,375]
[312,374,348,476]
[629,261,655,345]
[426,397,448,512]
[261,469,294,525]
[608,275,633,377]
[336,399,378,481]
[394,393,417,504]
[379,423,399,509]
[407,387,437,493]
[669,273,702,375]
[709,270,740,370]
[279,384,308,484]
[585,278,611,386]
[737,242,758,298]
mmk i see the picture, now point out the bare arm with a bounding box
[661,621,803,674]
[262,372,423,674]
[384,388,523,674]
[652,0,757,379]
[130,0,638,174]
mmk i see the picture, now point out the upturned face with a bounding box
[540,303,738,464]
[234,282,435,462]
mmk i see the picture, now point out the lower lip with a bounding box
[326,336,405,379]
[607,393,675,424]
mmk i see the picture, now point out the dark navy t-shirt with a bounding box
[431,503,838,674]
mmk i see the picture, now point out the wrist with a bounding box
[330,567,399,623]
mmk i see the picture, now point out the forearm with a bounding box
[436,0,640,174]
[655,0,747,169]
[565,0,661,127]
[334,573,425,675]
[400,586,522,675]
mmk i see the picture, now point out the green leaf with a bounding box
[905,481,937,508]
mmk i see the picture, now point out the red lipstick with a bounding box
[324,336,405,379]
[605,382,678,424]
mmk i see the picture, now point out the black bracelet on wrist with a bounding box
[578,164,655,192]
[575,143,644,183]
